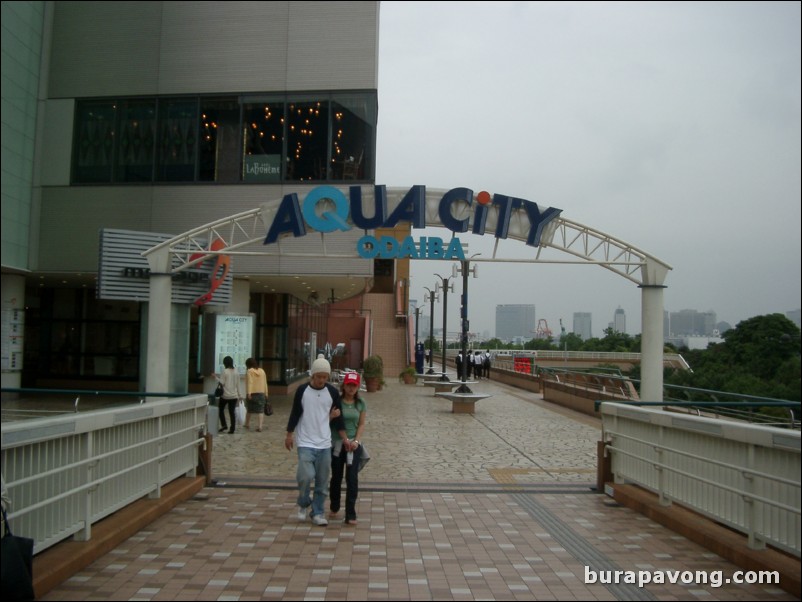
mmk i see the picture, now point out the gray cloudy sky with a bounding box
[375,1,801,338]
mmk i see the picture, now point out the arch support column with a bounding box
[145,249,172,396]
[640,284,666,402]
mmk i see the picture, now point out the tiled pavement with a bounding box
[36,374,798,601]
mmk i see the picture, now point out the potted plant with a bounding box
[399,366,418,385]
[362,355,383,392]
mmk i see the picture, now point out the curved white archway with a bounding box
[143,186,671,400]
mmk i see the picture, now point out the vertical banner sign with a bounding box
[1,307,24,372]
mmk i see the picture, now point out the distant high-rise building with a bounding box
[668,309,716,336]
[573,312,592,340]
[496,304,535,342]
[613,307,626,334]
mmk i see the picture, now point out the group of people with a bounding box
[455,349,492,380]
[214,353,367,526]
[215,356,269,434]
[285,355,367,526]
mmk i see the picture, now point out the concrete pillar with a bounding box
[640,284,666,402]
[145,249,172,396]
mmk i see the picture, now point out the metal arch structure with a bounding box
[142,186,671,401]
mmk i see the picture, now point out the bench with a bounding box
[434,391,491,414]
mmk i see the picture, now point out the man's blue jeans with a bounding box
[296,447,331,518]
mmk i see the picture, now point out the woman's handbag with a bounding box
[264,402,273,416]
[236,400,246,425]
[1,509,35,601]
[214,383,224,398]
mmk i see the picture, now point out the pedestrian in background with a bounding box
[215,356,241,434]
[245,357,268,432]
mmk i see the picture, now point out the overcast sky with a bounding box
[375,1,801,339]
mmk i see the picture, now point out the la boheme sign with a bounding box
[262,185,562,260]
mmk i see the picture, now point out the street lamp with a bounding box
[455,254,480,393]
[423,286,439,374]
[434,272,454,381]
[414,305,421,346]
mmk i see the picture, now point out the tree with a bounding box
[664,314,800,401]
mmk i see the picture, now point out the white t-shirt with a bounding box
[295,384,335,449]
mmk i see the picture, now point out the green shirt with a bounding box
[333,397,365,440]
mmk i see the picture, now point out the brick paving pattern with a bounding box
[37,375,797,601]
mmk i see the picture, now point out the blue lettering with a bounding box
[445,238,466,260]
[398,236,419,259]
[264,193,305,244]
[350,185,387,229]
[439,187,473,233]
[492,194,523,240]
[357,235,378,258]
[262,184,563,252]
[302,186,350,232]
[522,200,562,247]
[428,237,444,259]
[378,236,398,258]
[384,185,426,228]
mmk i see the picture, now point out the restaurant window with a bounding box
[199,98,240,182]
[72,91,376,184]
[157,98,198,181]
[242,100,285,182]
[285,100,329,181]
[330,94,375,181]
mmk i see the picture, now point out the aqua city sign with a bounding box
[263,185,562,260]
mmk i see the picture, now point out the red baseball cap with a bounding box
[343,372,360,386]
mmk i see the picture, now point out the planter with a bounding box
[365,376,380,392]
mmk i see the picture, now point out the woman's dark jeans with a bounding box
[330,445,362,521]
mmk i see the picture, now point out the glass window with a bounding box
[285,100,329,182]
[199,98,241,182]
[73,101,117,183]
[157,98,198,181]
[72,91,376,185]
[242,100,285,182]
[115,99,157,182]
[330,94,376,181]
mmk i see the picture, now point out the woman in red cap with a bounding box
[329,371,367,525]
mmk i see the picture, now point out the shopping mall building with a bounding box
[1,1,416,395]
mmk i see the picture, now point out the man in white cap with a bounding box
[285,354,351,526]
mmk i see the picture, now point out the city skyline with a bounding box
[411,301,801,342]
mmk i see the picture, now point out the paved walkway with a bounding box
[36,374,796,601]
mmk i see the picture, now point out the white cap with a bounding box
[310,354,331,375]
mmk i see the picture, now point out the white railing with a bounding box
[601,402,801,557]
[1,395,208,554]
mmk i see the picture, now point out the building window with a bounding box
[115,99,156,182]
[242,100,284,182]
[285,100,329,181]
[73,101,117,183]
[72,92,376,184]
[199,98,240,182]
[157,98,198,182]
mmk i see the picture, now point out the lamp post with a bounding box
[414,305,421,346]
[456,255,480,393]
[434,273,454,381]
[560,318,567,370]
[423,286,439,374]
